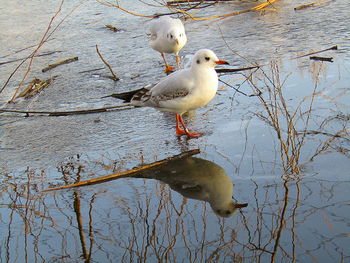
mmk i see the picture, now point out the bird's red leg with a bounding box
[161,53,174,73]
[175,54,179,68]
[178,114,203,138]
[175,114,187,135]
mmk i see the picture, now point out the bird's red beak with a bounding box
[215,60,229,65]
[175,39,179,45]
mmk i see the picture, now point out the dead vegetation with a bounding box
[95,0,280,20]
[238,57,348,177]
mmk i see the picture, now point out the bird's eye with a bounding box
[170,34,173,39]
[205,57,210,61]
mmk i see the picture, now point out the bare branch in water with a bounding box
[0,104,132,117]
[42,149,201,192]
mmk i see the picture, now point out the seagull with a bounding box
[149,16,187,72]
[107,49,229,138]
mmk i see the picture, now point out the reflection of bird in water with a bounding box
[140,157,247,218]
[149,16,187,72]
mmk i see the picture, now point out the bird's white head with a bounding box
[191,49,229,69]
[166,27,187,49]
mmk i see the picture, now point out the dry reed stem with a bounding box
[42,149,200,192]
[16,77,54,99]
[41,57,79,72]
[294,0,328,10]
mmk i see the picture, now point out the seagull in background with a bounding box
[149,16,187,73]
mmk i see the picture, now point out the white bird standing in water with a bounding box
[107,49,229,138]
[149,16,187,72]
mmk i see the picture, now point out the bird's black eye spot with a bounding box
[196,59,200,64]
[216,209,221,214]
[170,34,173,39]
[205,57,210,61]
[226,210,231,215]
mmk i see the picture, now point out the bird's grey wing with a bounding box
[150,70,193,101]
[131,70,194,107]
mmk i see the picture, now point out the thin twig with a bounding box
[95,45,120,81]
[216,66,260,73]
[0,51,62,66]
[42,149,200,192]
[219,79,259,97]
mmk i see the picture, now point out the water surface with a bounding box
[1,0,349,262]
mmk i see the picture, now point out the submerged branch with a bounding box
[42,149,201,192]
[309,56,333,62]
[0,104,132,117]
[294,45,337,59]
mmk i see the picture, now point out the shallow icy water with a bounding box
[1,0,350,262]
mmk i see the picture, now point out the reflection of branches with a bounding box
[244,60,349,177]
[1,156,349,261]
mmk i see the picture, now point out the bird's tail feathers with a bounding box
[102,84,156,103]
[102,88,143,102]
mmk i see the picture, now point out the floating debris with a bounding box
[16,77,55,99]
[105,24,123,32]
[310,56,333,62]
[42,57,78,72]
